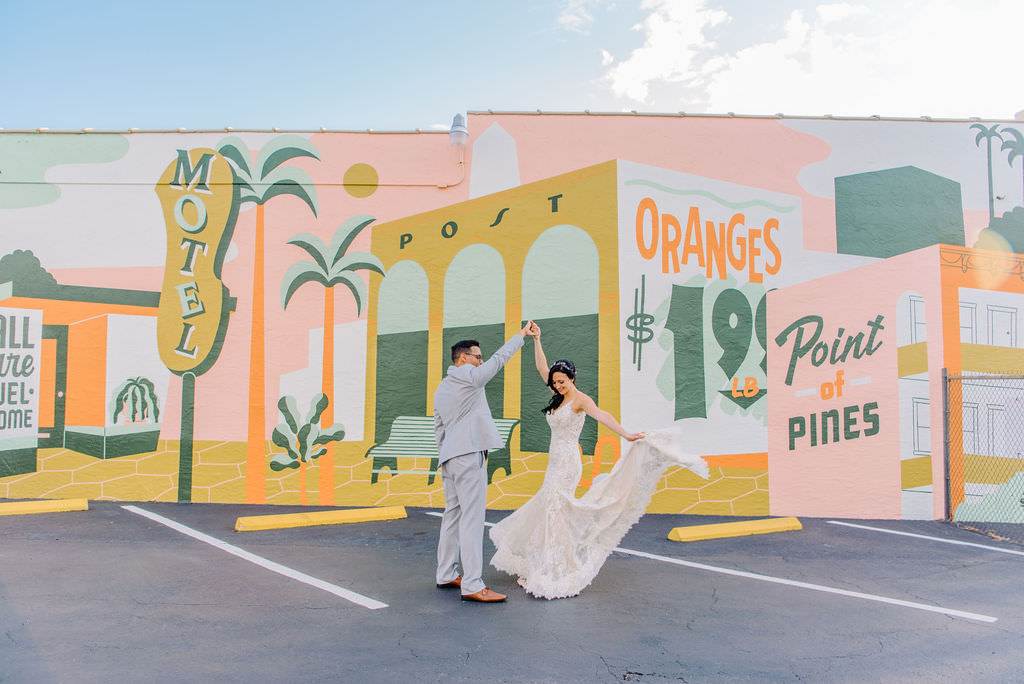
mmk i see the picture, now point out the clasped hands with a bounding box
[521,320,541,338]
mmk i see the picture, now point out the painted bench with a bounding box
[365,416,519,485]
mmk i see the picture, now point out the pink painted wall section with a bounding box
[472,113,834,250]
[767,247,942,518]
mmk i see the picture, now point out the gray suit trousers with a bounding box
[436,451,488,595]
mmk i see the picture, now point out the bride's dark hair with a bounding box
[541,359,577,414]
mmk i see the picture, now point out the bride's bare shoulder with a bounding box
[571,392,594,412]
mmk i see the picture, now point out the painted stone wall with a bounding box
[1,114,1022,520]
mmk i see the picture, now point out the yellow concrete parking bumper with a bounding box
[668,516,802,542]
[0,498,90,516]
[235,505,407,531]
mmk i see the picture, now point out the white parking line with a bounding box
[614,547,996,623]
[827,520,1024,557]
[425,511,998,623]
[123,505,387,610]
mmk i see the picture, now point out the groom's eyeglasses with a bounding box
[465,352,482,360]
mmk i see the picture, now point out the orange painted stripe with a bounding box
[0,296,157,324]
[245,205,267,504]
[703,452,768,470]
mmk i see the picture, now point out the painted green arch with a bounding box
[442,244,507,420]
[375,260,430,443]
[377,260,429,334]
[522,224,599,320]
[521,224,600,455]
[443,244,505,327]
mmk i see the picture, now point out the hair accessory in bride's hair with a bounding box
[549,359,576,378]
[542,359,577,415]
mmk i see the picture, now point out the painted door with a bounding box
[38,325,67,448]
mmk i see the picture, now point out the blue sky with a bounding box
[2,0,1021,131]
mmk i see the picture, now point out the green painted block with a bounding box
[835,166,964,258]
[0,447,37,477]
[375,331,429,443]
[954,472,1024,524]
[520,314,599,455]
[443,323,506,420]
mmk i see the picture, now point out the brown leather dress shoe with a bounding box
[460,587,507,602]
[436,575,462,589]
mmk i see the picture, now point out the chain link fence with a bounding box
[944,371,1024,545]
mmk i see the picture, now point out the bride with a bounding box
[488,323,710,599]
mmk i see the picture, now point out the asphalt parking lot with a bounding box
[2,501,1023,683]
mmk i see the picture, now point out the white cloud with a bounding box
[601,49,614,66]
[601,0,1024,119]
[558,0,599,34]
[603,0,729,103]
[815,2,868,25]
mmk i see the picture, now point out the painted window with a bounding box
[986,404,1006,458]
[909,295,927,344]
[962,402,979,454]
[986,306,1017,347]
[959,302,977,344]
[912,397,930,457]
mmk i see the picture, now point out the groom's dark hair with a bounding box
[451,339,480,363]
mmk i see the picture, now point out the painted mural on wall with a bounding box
[2,114,1024,520]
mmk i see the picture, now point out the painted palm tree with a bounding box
[112,377,160,424]
[217,135,320,504]
[1000,127,1024,207]
[270,393,346,504]
[971,123,1003,222]
[281,215,385,504]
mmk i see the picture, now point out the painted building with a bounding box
[1,112,1023,520]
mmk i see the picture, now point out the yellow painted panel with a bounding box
[0,498,89,515]
[135,451,180,476]
[698,475,761,501]
[3,471,74,498]
[195,441,247,465]
[961,344,1024,373]
[192,464,245,488]
[102,476,175,502]
[684,500,737,515]
[72,460,138,484]
[206,477,247,503]
[668,517,802,542]
[648,488,700,514]
[43,484,105,499]
[731,489,770,516]
[368,472,439,496]
[964,454,1024,484]
[662,465,717,486]
[266,490,301,505]
[897,342,928,377]
[901,456,932,489]
[37,449,95,470]
[488,494,533,510]
[236,505,407,531]
[377,492,435,508]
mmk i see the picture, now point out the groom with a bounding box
[433,322,536,602]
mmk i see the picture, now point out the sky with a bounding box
[1,0,1021,132]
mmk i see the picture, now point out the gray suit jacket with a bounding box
[433,334,524,464]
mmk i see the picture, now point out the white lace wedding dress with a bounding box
[489,402,710,599]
